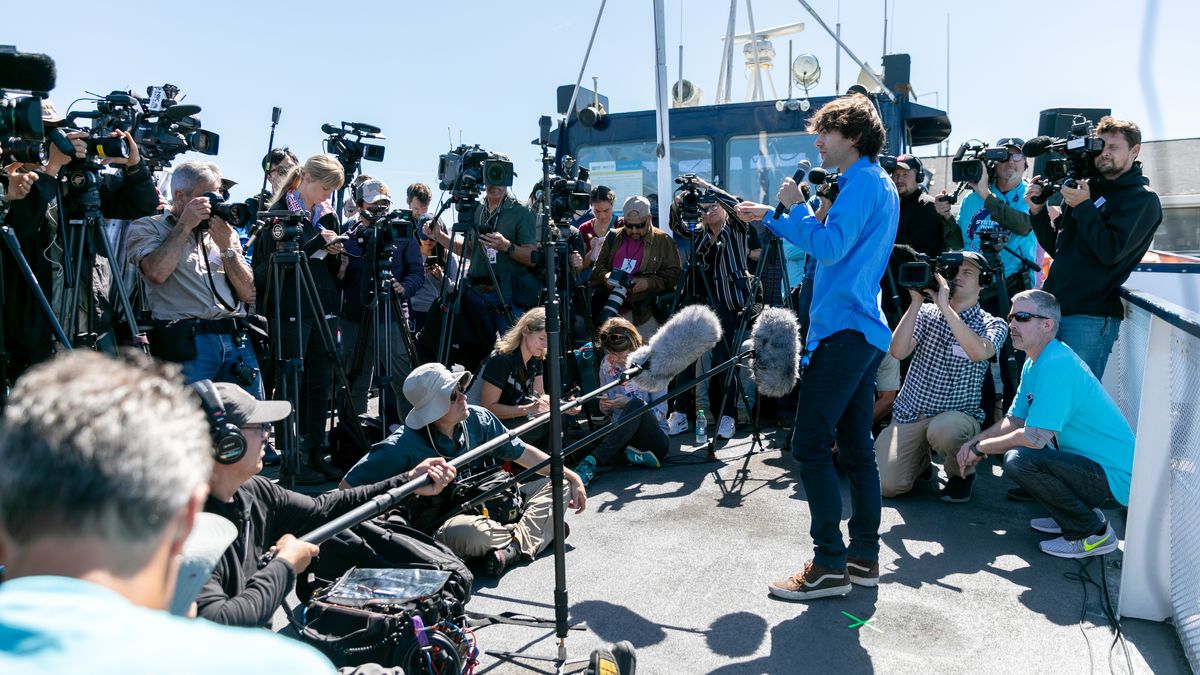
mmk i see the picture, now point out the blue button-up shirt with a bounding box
[763,156,899,353]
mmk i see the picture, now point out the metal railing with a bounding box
[1107,288,1200,672]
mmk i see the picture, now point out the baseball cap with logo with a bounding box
[621,196,651,224]
[996,137,1025,150]
[358,179,391,205]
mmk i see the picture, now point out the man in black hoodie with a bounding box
[1027,117,1162,380]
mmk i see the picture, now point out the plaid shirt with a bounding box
[892,303,1008,424]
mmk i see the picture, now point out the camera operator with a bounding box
[936,137,1035,300]
[956,290,1133,560]
[0,352,333,671]
[692,199,754,440]
[343,363,588,577]
[875,253,1008,503]
[578,184,616,277]
[197,381,454,627]
[589,196,682,337]
[1026,117,1162,380]
[891,154,963,258]
[408,182,463,333]
[3,101,157,384]
[126,161,261,393]
[425,183,538,342]
[736,93,898,600]
[340,178,423,421]
[252,154,348,485]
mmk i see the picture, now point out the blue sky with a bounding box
[6,0,1196,202]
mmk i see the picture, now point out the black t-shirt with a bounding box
[478,349,542,406]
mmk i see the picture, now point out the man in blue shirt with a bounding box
[955,290,1134,559]
[0,352,334,673]
[737,93,899,600]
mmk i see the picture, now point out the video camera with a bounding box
[322,121,385,172]
[531,155,590,223]
[898,251,965,292]
[437,144,515,233]
[674,173,714,223]
[1023,117,1105,205]
[0,47,54,165]
[949,141,1011,186]
[357,208,416,249]
[808,167,839,203]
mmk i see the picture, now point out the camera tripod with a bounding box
[980,241,1041,415]
[261,214,367,488]
[0,223,74,399]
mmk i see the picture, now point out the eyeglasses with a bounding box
[449,384,466,402]
[1008,311,1051,323]
[623,220,648,229]
[268,165,294,178]
[243,424,270,438]
[1005,153,1025,163]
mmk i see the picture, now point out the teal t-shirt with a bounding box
[0,576,333,674]
[344,405,526,487]
[1008,339,1135,504]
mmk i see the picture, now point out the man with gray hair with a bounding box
[954,290,1135,559]
[126,161,262,396]
[0,351,333,671]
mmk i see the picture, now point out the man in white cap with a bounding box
[342,363,588,576]
[197,382,455,627]
[589,195,681,337]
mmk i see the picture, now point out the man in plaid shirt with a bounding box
[875,252,1008,503]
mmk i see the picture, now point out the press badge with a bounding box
[951,343,968,359]
[486,246,498,264]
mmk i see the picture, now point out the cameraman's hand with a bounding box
[734,201,770,222]
[971,173,990,199]
[422,218,446,243]
[46,130,88,174]
[929,273,951,311]
[3,163,37,201]
[206,215,236,248]
[776,177,804,209]
[934,191,953,219]
[427,262,444,280]
[479,232,510,252]
[100,129,139,168]
[270,534,320,574]
[1025,178,1045,215]
[391,279,404,296]
[630,277,650,294]
[588,236,604,262]
[177,196,212,232]
[1061,180,1091,208]
[405,456,457,497]
[907,288,926,304]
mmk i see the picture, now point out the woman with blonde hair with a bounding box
[570,317,669,486]
[251,154,348,486]
[466,308,554,442]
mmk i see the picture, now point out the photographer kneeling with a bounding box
[589,196,681,337]
[197,382,454,627]
[342,363,588,577]
[875,252,1008,503]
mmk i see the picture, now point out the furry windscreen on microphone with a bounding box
[749,307,801,398]
[626,304,722,392]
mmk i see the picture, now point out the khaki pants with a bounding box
[875,411,980,497]
[435,481,560,560]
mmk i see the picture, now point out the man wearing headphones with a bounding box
[874,252,1009,503]
[194,381,455,627]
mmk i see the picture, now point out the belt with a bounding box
[154,317,243,335]
[470,278,496,293]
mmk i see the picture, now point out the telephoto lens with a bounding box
[86,135,130,160]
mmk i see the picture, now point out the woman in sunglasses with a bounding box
[571,318,669,486]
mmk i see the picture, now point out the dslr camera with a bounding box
[599,268,635,321]
[898,251,965,292]
[199,192,254,229]
[1024,117,1104,205]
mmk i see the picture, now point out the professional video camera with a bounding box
[322,121,385,180]
[949,141,1011,186]
[356,208,416,250]
[1023,117,1105,205]
[674,173,712,223]
[0,47,53,165]
[531,155,590,223]
[898,251,965,292]
[437,144,515,233]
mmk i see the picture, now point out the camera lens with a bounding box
[88,136,130,159]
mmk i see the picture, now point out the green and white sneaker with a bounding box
[574,455,598,487]
[1030,508,1107,535]
[624,447,662,469]
[1039,522,1119,559]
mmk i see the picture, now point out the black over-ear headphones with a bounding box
[191,380,247,464]
[960,251,994,288]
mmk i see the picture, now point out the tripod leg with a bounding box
[89,222,148,353]
[0,228,73,350]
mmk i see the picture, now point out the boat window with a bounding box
[577,139,713,213]
[726,132,819,205]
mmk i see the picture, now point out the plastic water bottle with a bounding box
[695,410,708,445]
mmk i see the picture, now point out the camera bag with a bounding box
[148,320,198,362]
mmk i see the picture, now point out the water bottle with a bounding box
[695,410,708,445]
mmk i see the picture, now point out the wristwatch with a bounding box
[505,242,516,255]
[970,442,985,458]
[220,247,242,260]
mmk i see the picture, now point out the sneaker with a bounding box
[846,557,880,588]
[574,455,597,487]
[1007,486,1035,502]
[1039,522,1119,559]
[940,474,975,503]
[1031,508,1108,535]
[717,416,736,439]
[666,412,689,436]
[482,543,521,576]
[624,447,662,469]
[768,560,852,600]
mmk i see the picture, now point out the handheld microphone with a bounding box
[747,307,801,398]
[773,160,811,219]
[1021,136,1055,159]
[625,304,723,392]
[0,50,57,92]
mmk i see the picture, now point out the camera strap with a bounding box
[169,213,242,315]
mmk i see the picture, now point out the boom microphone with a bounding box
[748,307,801,398]
[1021,136,1055,159]
[0,49,57,92]
[320,123,340,135]
[626,304,722,392]
[773,160,812,219]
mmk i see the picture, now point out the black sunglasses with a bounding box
[1008,311,1051,323]
[623,220,648,229]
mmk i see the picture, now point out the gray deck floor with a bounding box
[275,427,1190,674]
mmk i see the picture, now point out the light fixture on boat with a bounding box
[671,79,703,108]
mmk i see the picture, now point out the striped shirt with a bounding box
[694,222,750,311]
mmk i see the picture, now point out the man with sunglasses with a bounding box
[198,382,455,627]
[955,290,1133,559]
[589,195,682,336]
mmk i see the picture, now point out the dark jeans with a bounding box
[1057,314,1121,381]
[791,329,884,568]
[593,398,669,466]
[707,306,743,421]
[1003,447,1114,540]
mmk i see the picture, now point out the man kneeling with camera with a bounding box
[342,363,588,576]
[876,252,1008,503]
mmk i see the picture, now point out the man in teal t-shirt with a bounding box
[954,290,1133,559]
